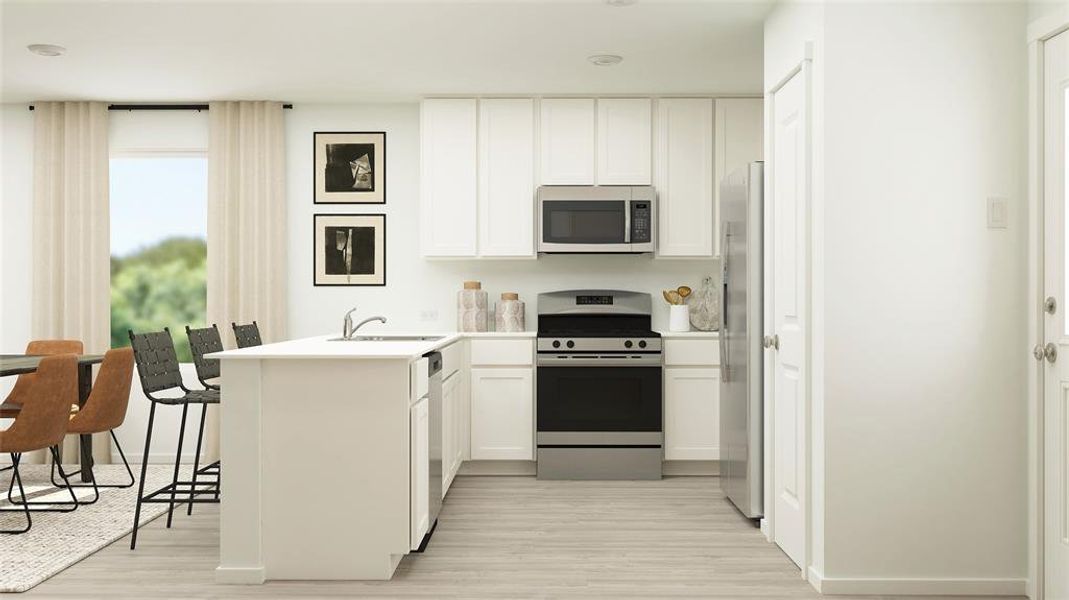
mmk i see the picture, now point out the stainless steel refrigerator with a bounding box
[718,162,764,520]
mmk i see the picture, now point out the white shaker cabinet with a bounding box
[664,368,720,460]
[470,368,534,460]
[409,395,429,549]
[479,99,535,257]
[713,98,763,255]
[539,98,596,185]
[663,337,721,461]
[442,370,464,494]
[597,98,652,185]
[655,98,715,257]
[421,99,478,257]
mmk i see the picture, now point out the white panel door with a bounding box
[656,98,714,257]
[409,397,429,550]
[1044,29,1069,600]
[420,99,477,256]
[479,98,535,257]
[470,368,534,460]
[768,72,807,569]
[597,98,652,185]
[540,98,595,185]
[443,371,462,492]
[664,367,720,460]
[715,98,764,255]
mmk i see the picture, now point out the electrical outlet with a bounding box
[987,196,1008,229]
[418,309,439,322]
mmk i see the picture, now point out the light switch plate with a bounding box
[418,309,439,322]
[987,197,1008,229]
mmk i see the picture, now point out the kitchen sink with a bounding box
[327,335,446,342]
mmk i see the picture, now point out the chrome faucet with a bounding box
[342,307,387,340]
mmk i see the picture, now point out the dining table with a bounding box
[0,353,106,482]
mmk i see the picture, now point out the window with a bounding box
[109,155,207,362]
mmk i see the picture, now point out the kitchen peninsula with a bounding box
[210,331,535,583]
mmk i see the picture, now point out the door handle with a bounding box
[763,334,779,350]
[1034,344,1047,361]
[1045,342,1058,364]
[1045,296,1057,315]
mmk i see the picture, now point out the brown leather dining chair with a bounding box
[49,347,137,503]
[0,340,84,419]
[0,355,81,534]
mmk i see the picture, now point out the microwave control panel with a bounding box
[630,201,652,243]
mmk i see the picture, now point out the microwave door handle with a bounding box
[623,201,631,244]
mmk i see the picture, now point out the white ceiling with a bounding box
[0,0,770,104]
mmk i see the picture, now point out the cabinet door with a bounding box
[443,372,462,493]
[597,98,652,185]
[451,373,465,474]
[479,99,535,257]
[714,98,763,255]
[470,368,534,460]
[421,99,478,256]
[656,98,714,257]
[410,397,429,549]
[664,368,720,460]
[539,98,595,185]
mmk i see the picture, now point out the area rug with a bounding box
[0,464,187,593]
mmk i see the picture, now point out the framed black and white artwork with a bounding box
[313,214,386,286]
[313,132,386,204]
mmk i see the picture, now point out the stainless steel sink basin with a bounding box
[328,335,446,342]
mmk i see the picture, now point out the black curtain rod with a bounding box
[29,103,294,111]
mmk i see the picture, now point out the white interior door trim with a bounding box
[763,41,814,583]
[1029,14,1069,600]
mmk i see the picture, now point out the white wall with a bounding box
[285,103,716,338]
[766,1,1029,592]
[1029,0,1068,23]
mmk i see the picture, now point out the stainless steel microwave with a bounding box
[536,186,656,253]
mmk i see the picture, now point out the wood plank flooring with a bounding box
[22,476,1022,599]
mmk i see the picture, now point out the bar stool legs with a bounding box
[130,402,156,550]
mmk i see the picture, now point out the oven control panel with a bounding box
[537,337,662,353]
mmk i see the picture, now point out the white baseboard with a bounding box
[810,568,1026,596]
[215,566,265,585]
[458,460,536,476]
[662,460,719,476]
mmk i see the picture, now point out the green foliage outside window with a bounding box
[110,237,206,363]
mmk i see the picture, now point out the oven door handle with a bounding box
[536,355,663,367]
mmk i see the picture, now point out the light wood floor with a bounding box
[23,476,1022,599]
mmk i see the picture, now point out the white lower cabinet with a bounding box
[409,396,429,550]
[442,371,463,494]
[470,367,534,460]
[664,367,720,460]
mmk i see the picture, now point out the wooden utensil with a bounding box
[677,286,692,299]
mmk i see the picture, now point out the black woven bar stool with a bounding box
[127,328,220,550]
[184,324,224,516]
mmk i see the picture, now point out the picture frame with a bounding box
[313,214,386,286]
[313,131,386,204]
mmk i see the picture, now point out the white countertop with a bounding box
[209,330,535,361]
[657,330,720,338]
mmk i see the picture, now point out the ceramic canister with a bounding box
[494,292,525,332]
[457,281,488,332]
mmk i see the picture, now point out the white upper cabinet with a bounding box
[656,98,715,257]
[539,98,596,185]
[714,98,763,255]
[421,99,478,257]
[479,99,535,257]
[597,98,652,185]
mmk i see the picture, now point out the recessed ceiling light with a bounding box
[27,44,66,57]
[606,0,637,6]
[588,54,624,67]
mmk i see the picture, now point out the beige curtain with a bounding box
[31,102,111,465]
[204,101,287,459]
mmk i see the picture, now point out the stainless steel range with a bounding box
[536,290,663,480]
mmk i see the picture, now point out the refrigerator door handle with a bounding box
[719,225,730,382]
